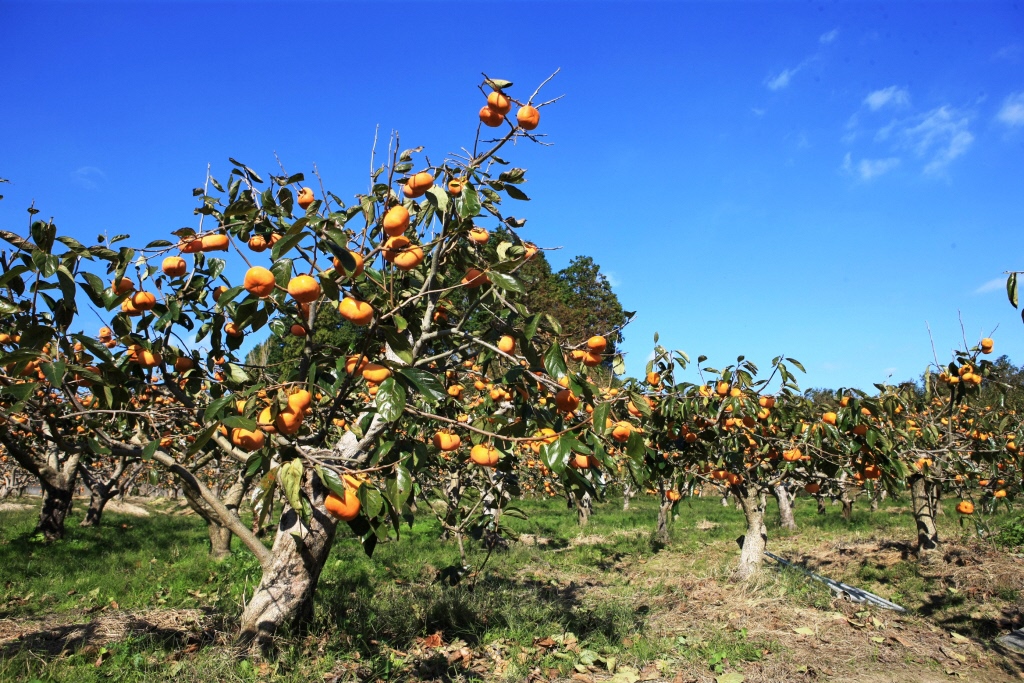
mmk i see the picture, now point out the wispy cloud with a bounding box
[751,107,765,117]
[900,106,974,174]
[974,277,1006,294]
[72,166,106,190]
[604,271,622,289]
[996,92,1024,127]
[993,44,1022,63]
[766,65,803,91]
[819,28,839,44]
[842,153,900,180]
[864,86,910,111]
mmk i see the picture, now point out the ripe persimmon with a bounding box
[248,235,268,252]
[361,363,391,383]
[587,336,607,353]
[497,335,516,354]
[244,267,276,298]
[224,322,243,338]
[112,278,135,295]
[130,290,155,311]
[981,338,994,354]
[433,431,461,452]
[333,251,365,278]
[288,275,321,304]
[393,244,424,271]
[555,389,579,413]
[461,268,489,288]
[956,500,974,514]
[200,234,229,252]
[470,444,499,467]
[479,106,504,127]
[325,481,361,521]
[297,187,315,210]
[162,256,187,277]
[517,105,540,130]
[231,428,265,451]
[339,297,374,326]
[468,227,489,244]
[383,205,410,236]
[487,91,511,115]
[448,179,463,195]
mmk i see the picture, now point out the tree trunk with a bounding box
[655,497,672,546]
[910,474,939,553]
[732,483,768,581]
[237,471,338,648]
[622,481,634,511]
[78,458,132,527]
[180,466,253,559]
[870,486,880,512]
[575,490,591,527]
[816,495,826,515]
[773,483,797,530]
[841,488,853,521]
[38,478,75,541]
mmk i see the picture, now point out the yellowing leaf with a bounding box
[793,627,815,636]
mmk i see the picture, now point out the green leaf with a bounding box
[387,465,413,511]
[488,271,524,293]
[41,360,66,387]
[424,186,450,214]
[376,378,406,422]
[459,184,481,218]
[541,436,571,474]
[544,342,568,379]
[279,459,305,515]
[225,363,251,384]
[222,415,258,431]
[142,440,159,461]
[593,402,610,435]
[1008,273,1018,309]
[396,368,445,404]
[382,327,414,365]
[187,423,218,456]
[504,185,530,201]
[524,313,541,340]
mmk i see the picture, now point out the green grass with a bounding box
[0,491,1020,682]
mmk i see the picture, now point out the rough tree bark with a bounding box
[180,467,254,560]
[840,485,854,521]
[909,474,939,553]
[732,482,768,581]
[575,490,592,527]
[622,481,635,511]
[236,412,390,648]
[0,432,80,541]
[655,494,673,546]
[773,483,797,530]
[78,457,134,527]
[237,469,338,646]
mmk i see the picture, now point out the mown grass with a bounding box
[0,490,1018,682]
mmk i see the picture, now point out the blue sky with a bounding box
[2,2,1023,392]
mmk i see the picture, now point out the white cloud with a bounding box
[751,107,765,117]
[864,86,910,111]
[996,92,1024,127]
[604,271,622,288]
[974,277,1007,294]
[72,166,106,190]
[899,106,974,174]
[819,29,839,44]
[842,153,900,180]
[766,66,801,91]
[993,44,1022,62]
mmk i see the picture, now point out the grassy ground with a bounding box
[1,492,1023,682]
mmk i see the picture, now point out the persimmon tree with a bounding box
[0,72,645,646]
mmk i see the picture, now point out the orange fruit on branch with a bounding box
[339,297,374,326]
[288,275,321,304]
[297,187,315,209]
[516,105,540,131]
[479,106,504,127]
[162,256,187,277]
[243,267,276,298]
[200,234,229,252]
[470,444,499,467]
[383,205,410,237]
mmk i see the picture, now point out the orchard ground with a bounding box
[1,492,1023,682]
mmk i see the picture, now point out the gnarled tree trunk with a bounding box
[909,474,939,553]
[237,471,338,647]
[78,457,134,527]
[575,490,592,527]
[773,483,797,530]
[655,495,673,546]
[0,432,80,541]
[180,467,254,560]
[732,482,768,581]
[622,481,635,510]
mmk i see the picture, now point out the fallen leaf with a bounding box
[716,673,745,683]
[793,627,815,636]
[950,632,970,643]
[871,636,885,643]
